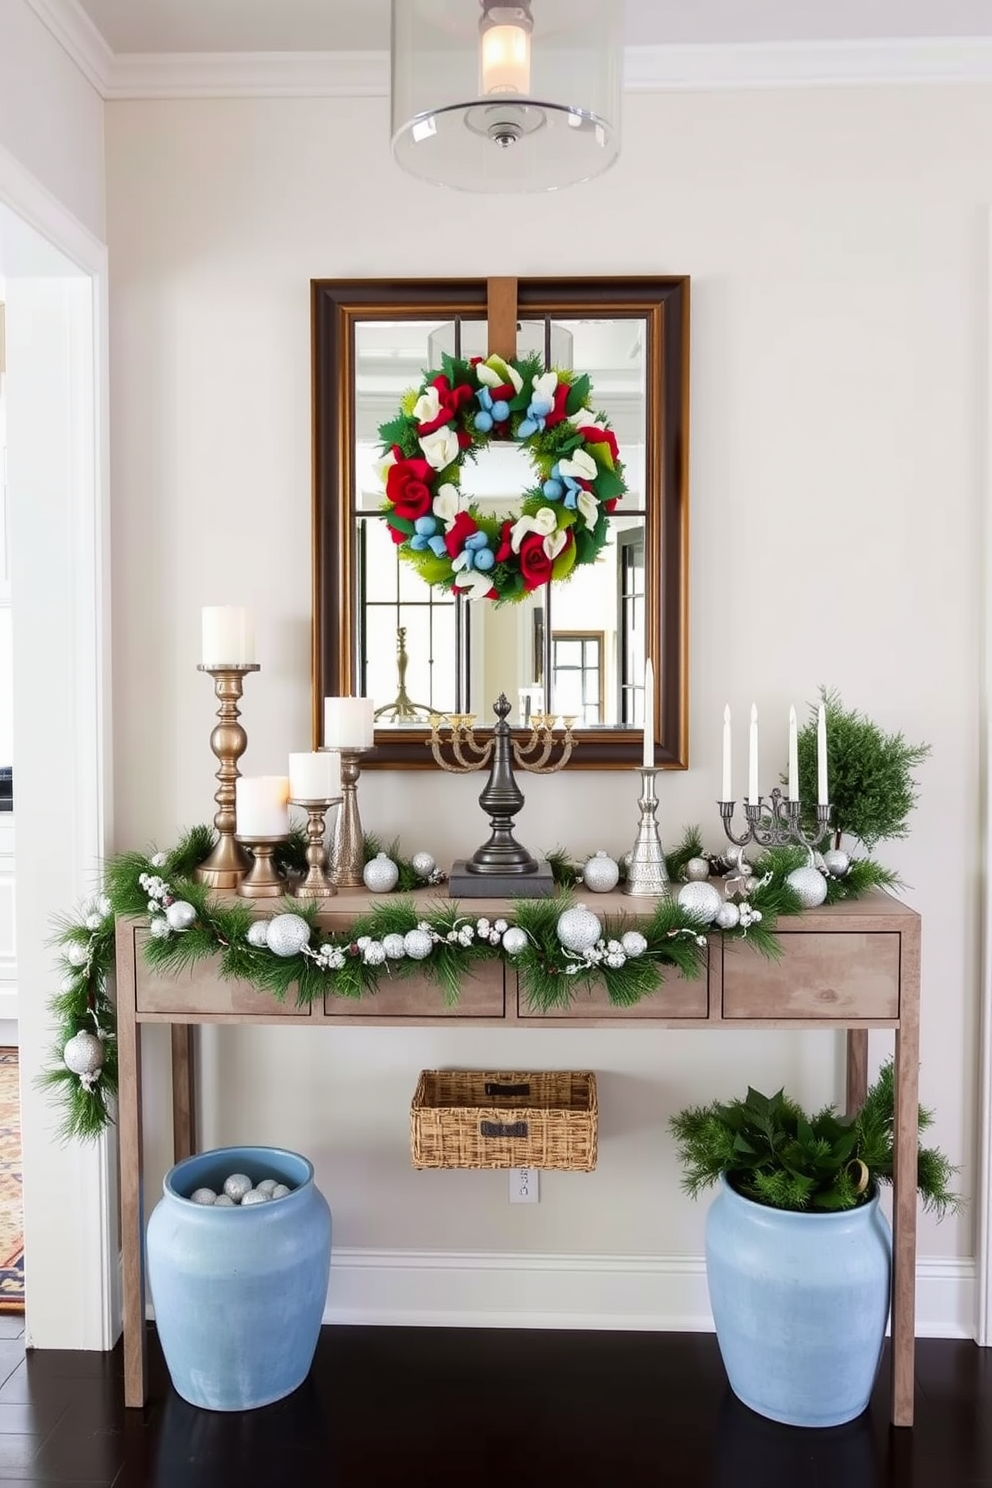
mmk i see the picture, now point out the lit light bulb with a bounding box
[480,16,532,96]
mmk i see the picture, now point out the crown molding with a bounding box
[22,0,114,95]
[19,4,992,103]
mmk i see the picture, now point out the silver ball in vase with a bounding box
[382,933,407,959]
[246,920,271,949]
[677,881,723,925]
[411,851,436,880]
[165,900,197,933]
[190,1188,217,1206]
[684,857,711,882]
[556,904,603,953]
[501,926,528,956]
[621,930,648,958]
[403,928,434,961]
[363,852,400,893]
[786,866,829,909]
[266,913,312,958]
[582,851,620,893]
[822,849,851,878]
[63,1030,104,1078]
[223,1173,253,1203]
[714,901,741,930]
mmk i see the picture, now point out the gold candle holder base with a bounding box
[195,663,261,889]
[235,834,289,899]
[291,797,341,900]
[328,748,369,888]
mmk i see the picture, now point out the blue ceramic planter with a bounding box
[146,1146,332,1412]
[705,1175,892,1428]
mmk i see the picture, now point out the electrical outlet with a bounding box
[509,1167,540,1204]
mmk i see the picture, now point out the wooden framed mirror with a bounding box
[311,275,689,770]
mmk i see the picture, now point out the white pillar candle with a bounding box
[817,703,829,805]
[642,658,654,769]
[289,751,341,801]
[788,705,799,802]
[323,696,375,750]
[748,703,759,804]
[201,606,255,667]
[722,704,732,801]
[235,776,290,838]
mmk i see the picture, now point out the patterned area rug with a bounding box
[0,1051,24,1312]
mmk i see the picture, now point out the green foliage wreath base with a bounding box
[43,824,897,1142]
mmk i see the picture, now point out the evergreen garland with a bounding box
[42,823,898,1141]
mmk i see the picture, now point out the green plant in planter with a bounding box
[669,1059,960,1217]
[794,687,930,851]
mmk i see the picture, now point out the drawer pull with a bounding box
[485,1081,531,1097]
[480,1120,529,1139]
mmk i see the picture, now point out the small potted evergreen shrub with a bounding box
[669,1061,959,1428]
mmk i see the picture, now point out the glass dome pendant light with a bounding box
[390,0,623,193]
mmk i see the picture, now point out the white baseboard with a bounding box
[321,1249,977,1341]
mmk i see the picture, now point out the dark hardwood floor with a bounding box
[0,1316,988,1486]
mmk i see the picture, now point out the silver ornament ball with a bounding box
[621,930,648,958]
[501,926,528,956]
[271,1183,292,1199]
[411,851,436,879]
[677,881,723,926]
[362,940,387,966]
[148,916,171,940]
[582,851,620,894]
[190,1187,217,1206]
[684,857,711,882]
[823,849,851,878]
[266,913,312,958]
[714,901,741,930]
[63,1030,104,1077]
[165,900,197,933]
[786,866,829,909]
[403,928,434,961]
[223,1173,253,1203]
[246,920,271,949]
[241,1189,269,1206]
[382,933,407,959]
[363,852,400,893]
[212,1194,236,1207]
[65,941,90,968]
[556,904,603,953]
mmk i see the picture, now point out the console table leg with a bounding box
[892,1018,920,1427]
[116,923,146,1409]
[171,1025,196,1163]
[846,1029,868,1116]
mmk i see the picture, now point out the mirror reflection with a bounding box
[354,317,647,729]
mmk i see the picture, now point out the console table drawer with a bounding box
[516,976,708,1020]
[722,933,900,1020]
[324,961,506,1019]
[134,933,311,1018]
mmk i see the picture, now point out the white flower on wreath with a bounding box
[531,370,558,404]
[559,449,598,483]
[375,447,398,485]
[476,355,524,396]
[420,426,460,470]
[509,506,558,553]
[569,406,597,429]
[452,569,494,602]
[432,483,467,531]
[412,385,442,426]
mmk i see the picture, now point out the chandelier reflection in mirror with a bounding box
[390,0,623,192]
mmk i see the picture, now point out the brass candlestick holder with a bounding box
[291,797,342,900]
[373,627,432,723]
[235,833,289,899]
[328,749,369,887]
[194,663,261,888]
[623,767,671,899]
[429,693,576,895]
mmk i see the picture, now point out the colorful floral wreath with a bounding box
[376,351,627,603]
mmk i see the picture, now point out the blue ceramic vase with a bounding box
[705,1174,892,1428]
[146,1146,332,1411]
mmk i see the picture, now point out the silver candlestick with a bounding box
[328,748,369,887]
[720,791,833,858]
[623,768,671,898]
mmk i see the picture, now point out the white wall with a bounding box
[105,86,985,1326]
[0,0,105,242]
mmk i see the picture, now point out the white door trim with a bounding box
[0,138,115,1350]
[978,211,992,1347]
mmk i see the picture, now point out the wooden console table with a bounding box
[114,888,920,1423]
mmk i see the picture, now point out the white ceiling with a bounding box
[75,0,992,57]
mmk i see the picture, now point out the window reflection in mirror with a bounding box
[353,316,647,729]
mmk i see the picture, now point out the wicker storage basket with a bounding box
[411,1070,598,1171]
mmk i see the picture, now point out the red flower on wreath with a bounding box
[417,374,476,437]
[444,510,480,559]
[495,519,514,565]
[518,531,555,590]
[582,426,620,464]
[542,382,572,430]
[386,457,434,524]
